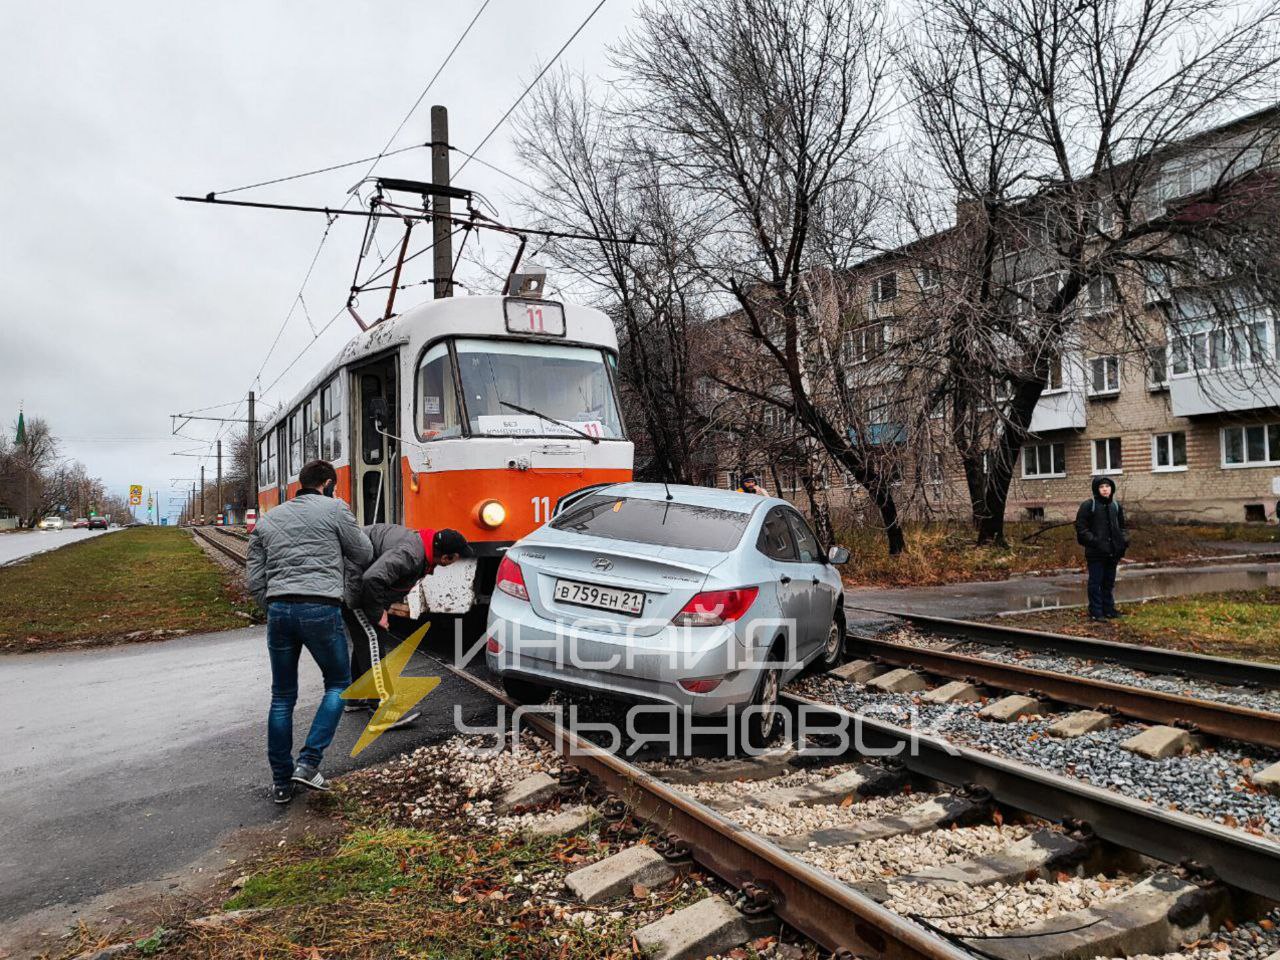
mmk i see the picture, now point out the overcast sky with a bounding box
[0,1,638,521]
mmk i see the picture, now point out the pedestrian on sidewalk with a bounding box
[342,526,471,722]
[1075,476,1129,622]
[247,460,373,804]
[736,472,769,496]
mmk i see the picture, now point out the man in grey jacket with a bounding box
[247,460,373,804]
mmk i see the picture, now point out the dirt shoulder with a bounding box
[994,587,1280,663]
[0,527,257,654]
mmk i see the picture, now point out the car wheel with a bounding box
[502,677,552,705]
[742,650,782,749]
[816,612,845,672]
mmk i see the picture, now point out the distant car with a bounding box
[88,516,109,530]
[486,483,850,744]
[72,518,89,529]
[38,516,65,531]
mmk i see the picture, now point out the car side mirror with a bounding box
[827,545,850,565]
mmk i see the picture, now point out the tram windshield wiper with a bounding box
[498,400,601,444]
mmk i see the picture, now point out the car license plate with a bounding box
[553,578,645,616]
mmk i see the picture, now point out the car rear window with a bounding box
[550,495,752,551]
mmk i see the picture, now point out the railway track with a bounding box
[190,524,248,563]
[432,658,1280,960]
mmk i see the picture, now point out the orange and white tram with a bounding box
[255,294,634,616]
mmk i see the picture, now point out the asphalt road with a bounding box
[0,625,499,924]
[0,527,117,566]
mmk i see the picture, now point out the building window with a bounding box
[872,272,898,302]
[1147,345,1168,390]
[1171,303,1277,375]
[1023,442,1066,479]
[1152,431,1187,471]
[1088,355,1120,396]
[1092,437,1123,474]
[1081,274,1117,314]
[1044,353,1065,392]
[927,452,945,485]
[1222,422,1280,467]
[843,322,887,364]
[917,265,941,291]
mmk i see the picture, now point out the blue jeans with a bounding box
[266,602,351,785]
[1086,559,1118,618]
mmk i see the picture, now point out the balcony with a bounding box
[848,423,907,446]
[1029,388,1087,432]
[1169,367,1280,417]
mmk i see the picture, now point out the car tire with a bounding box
[741,645,783,750]
[502,677,552,705]
[815,611,846,673]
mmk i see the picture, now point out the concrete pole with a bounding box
[247,390,257,512]
[431,105,453,299]
[216,440,222,524]
[200,464,205,524]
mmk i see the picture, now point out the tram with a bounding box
[255,291,634,616]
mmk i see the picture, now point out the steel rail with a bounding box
[853,635,1280,749]
[432,659,968,960]
[191,526,247,563]
[850,608,1280,691]
[784,692,1280,903]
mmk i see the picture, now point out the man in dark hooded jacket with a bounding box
[342,526,470,715]
[1075,476,1128,621]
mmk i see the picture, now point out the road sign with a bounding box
[128,484,143,506]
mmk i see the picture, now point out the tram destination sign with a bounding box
[504,298,566,337]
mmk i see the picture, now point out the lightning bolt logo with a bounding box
[342,622,440,757]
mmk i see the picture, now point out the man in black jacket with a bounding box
[1075,476,1129,621]
[343,526,471,717]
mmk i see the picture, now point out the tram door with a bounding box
[351,355,401,525]
[275,423,288,504]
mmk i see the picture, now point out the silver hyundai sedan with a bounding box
[485,483,848,742]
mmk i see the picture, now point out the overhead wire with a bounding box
[453,0,609,179]
[188,0,494,459]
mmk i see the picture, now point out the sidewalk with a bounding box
[844,557,1280,623]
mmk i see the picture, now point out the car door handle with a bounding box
[780,575,792,585]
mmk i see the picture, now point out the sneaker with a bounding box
[272,783,294,805]
[291,764,331,792]
[372,710,421,732]
[1105,610,1124,619]
[343,700,375,713]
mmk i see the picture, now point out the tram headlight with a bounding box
[478,499,507,529]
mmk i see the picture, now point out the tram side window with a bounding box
[258,436,276,486]
[321,378,343,461]
[303,395,321,464]
[417,343,462,440]
[289,410,304,477]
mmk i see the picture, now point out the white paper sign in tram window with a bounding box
[504,299,566,336]
[477,414,603,438]
[424,396,441,415]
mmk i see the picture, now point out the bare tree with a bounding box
[610,0,914,553]
[898,0,1280,545]
[513,72,714,483]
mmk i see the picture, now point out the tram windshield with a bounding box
[418,338,624,440]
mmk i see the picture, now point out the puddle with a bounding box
[1003,564,1280,614]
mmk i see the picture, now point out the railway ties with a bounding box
[437,659,1280,960]
[190,524,248,564]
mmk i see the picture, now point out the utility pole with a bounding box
[216,440,222,524]
[200,464,205,524]
[431,105,453,299]
[190,481,196,525]
[247,391,257,507]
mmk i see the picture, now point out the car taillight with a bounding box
[496,555,529,601]
[678,677,724,693]
[672,587,759,627]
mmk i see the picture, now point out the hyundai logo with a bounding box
[592,557,613,571]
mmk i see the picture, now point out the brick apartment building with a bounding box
[702,106,1280,525]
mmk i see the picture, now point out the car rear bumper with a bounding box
[484,594,764,715]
